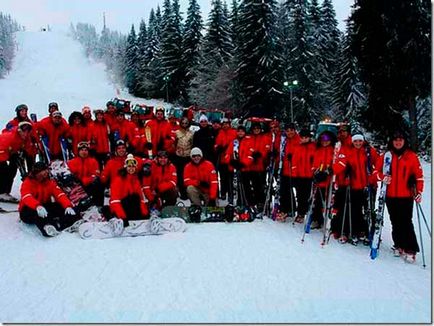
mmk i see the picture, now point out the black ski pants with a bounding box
[279,176,297,215]
[20,202,79,237]
[294,177,312,216]
[386,197,419,253]
[218,164,232,200]
[0,160,17,194]
[108,194,149,222]
[242,171,266,208]
[172,155,190,199]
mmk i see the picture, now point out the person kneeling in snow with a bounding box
[19,162,79,237]
[184,147,218,206]
[108,154,149,227]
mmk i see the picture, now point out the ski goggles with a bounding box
[124,158,138,168]
[77,141,90,150]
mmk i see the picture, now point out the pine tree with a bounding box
[159,0,184,102]
[124,25,139,94]
[351,0,431,149]
[182,0,203,102]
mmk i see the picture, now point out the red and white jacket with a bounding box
[184,159,218,200]
[142,161,177,202]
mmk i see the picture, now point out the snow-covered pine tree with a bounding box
[181,0,203,104]
[159,0,184,103]
[134,19,148,97]
[124,24,139,95]
[330,18,366,125]
[351,0,431,150]
[0,13,22,77]
[234,0,283,118]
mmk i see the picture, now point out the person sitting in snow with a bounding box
[108,154,149,228]
[19,161,79,237]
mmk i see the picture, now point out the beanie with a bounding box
[190,147,203,158]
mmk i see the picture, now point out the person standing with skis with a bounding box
[19,161,79,237]
[37,111,70,161]
[90,109,111,169]
[381,130,424,263]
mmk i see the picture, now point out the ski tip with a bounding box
[370,249,378,260]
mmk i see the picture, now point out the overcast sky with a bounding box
[2,0,353,34]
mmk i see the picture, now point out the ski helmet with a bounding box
[15,104,28,113]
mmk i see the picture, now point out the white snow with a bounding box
[0,31,431,323]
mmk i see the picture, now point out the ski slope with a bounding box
[0,31,431,323]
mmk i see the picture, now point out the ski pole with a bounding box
[416,202,431,237]
[415,201,426,268]
[288,157,295,221]
[339,185,350,243]
[348,186,353,242]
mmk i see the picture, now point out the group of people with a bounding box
[0,101,424,263]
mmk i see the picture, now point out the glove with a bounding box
[252,151,261,160]
[142,162,152,176]
[208,199,216,206]
[145,142,153,150]
[286,153,292,161]
[230,159,243,170]
[65,207,76,216]
[199,181,210,188]
[414,193,422,203]
[313,170,328,183]
[36,206,48,218]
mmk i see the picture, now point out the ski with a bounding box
[144,125,153,158]
[271,134,287,221]
[364,144,376,244]
[321,141,342,246]
[0,206,19,213]
[301,183,319,242]
[370,151,392,259]
[263,132,276,218]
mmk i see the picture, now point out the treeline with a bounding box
[70,0,431,154]
[0,12,23,78]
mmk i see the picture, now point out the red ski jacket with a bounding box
[110,172,149,219]
[214,128,237,165]
[280,135,301,177]
[184,159,218,200]
[145,119,173,153]
[111,119,135,144]
[246,134,271,172]
[379,149,424,198]
[131,125,152,156]
[101,155,143,186]
[90,121,110,154]
[291,141,316,178]
[312,144,346,188]
[67,156,100,186]
[142,161,177,202]
[0,130,35,162]
[226,136,254,172]
[19,177,72,211]
[343,145,380,190]
[37,117,70,157]
[68,124,91,156]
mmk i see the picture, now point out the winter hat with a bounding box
[77,141,90,150]
[199,114,208,122]
[320,133,332,141]
[157,150,169,158]
[32,161,48,175]
[48,102,58,110]
[299,128,312,138]
[18,121,32,132]
[221,118,230,123]
[115,139,126,148]
[82,106,91,114]
[51,111,62,117]
[351,133,364,142]
[15,104,28,113]
[106,100,115,107]
[155,106,165,114]
[190,147,203,158]
[93,109,104,115]
[124,154,138,167]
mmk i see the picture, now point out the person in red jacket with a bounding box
[278,123,301,219]
[310,131,345,229]
[67,141,104,206]
[81,106,93,128]
[109,154,149,227]
[381,130,424,263]
[37,110,70,161]
[90,109,111,169]
[110,109,135,149]
[142,151,178,209]
[0,122,36,203]
[145,107,173,154]
[184,147,218,206]
[331,132,380,244]
[67,111,91,157]
[291,128,316,223]
[19,161,79,237]
[214,118,237,200]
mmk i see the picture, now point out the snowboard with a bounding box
[49,160,93,211]
[161,205,255,223]
[78,217,187,240]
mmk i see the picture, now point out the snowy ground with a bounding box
[0,31,431,323]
